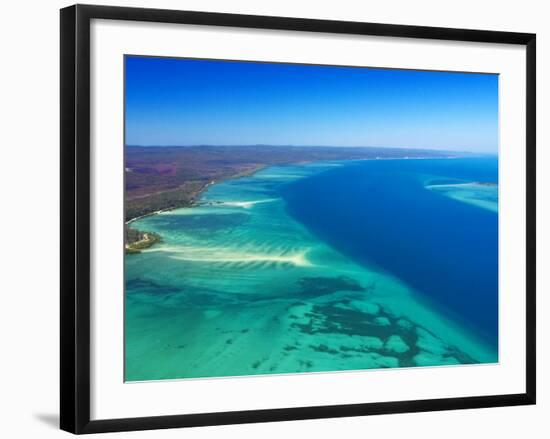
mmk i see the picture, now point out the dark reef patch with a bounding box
[251,357,268,370]
[125,278,181,296]
[290,299,477,368]
[309,344,339,355]
[297,276,366,298]
[299,360,314,369]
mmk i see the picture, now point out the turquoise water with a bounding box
[282,157,498,345]
[125,158,498,381]
[426,182,498,213]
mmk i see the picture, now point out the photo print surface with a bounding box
[124,55,499,382]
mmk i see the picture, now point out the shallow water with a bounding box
[426,182,498,213]
[125,157,498,381]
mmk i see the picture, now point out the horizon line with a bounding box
[124,144,496,155]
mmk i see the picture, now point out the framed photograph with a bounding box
[60,4,536,434]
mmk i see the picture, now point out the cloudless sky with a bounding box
[125,56,498,153]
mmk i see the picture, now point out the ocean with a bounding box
[125,157,498,381]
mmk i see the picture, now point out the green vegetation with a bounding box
[123,145,461,255]
[126,180,208,221]
[125,145,458,222]
[125,226,162,254]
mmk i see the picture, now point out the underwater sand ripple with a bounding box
[147,245,313,267]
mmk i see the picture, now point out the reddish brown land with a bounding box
[125,144,458,222]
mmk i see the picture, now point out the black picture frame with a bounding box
[60,4,536,434]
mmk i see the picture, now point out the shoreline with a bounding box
[126,164,268,225]
[124,155,463,253]
[125,231,162,253]
[126,156,459,224]
[126,181,213,225]
[125,165,267,252]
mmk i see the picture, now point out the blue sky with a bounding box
[125,56,498,153]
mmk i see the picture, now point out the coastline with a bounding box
[125,165,267,252]
[126,164,267,224]
[126,156,459,224]
[124,155,465,253]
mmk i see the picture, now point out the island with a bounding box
[125,228,162,254]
